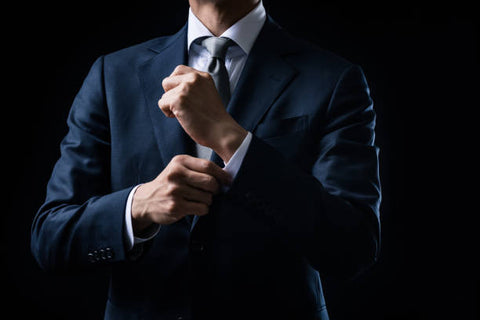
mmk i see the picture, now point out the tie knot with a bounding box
[201,37,233,60]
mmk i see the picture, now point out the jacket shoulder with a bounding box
[102,26,186,70]
[266,19,355,80]
[290,35,355,74]
[102,36,168,67]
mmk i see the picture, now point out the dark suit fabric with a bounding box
[31,17,381,320]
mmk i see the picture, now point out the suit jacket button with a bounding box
[93,250,102,262]
[99,249,106,260]
[105,247,113,259]
[87,253,95,263]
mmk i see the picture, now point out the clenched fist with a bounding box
[131,155,232,233]
[158,65,247,163]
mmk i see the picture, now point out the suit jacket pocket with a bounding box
[254,115,308,139]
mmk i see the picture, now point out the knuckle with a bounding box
[167,170,182,183]
[161,77,168,88]
[180,82,190,91]
[171,108,180,117]
[172,154,183,161]
[174,65,184,73]
[158,96,166,108]
[190,72,200,83]
[165,200,177,213]
[201,160,213,171]
[166,162,182,180]
[166,182,179,195]
[167,160,178,172]
[172,154,187,164]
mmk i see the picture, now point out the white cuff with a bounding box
[124,185,161,250]
[223,132,252,189]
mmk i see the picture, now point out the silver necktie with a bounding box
[201,36,233,106]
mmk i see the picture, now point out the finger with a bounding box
[171,64,196,76]
[162,74,189,92]
[167,199,209,219]
[184,170,221,194]
[179,185,214,206]
[158,99,174,117]
[163,69,209,92]
[182,157,232,186]
[158,90,172,117]
[158,86,182,117]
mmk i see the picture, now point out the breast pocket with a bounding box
[254,115,308,139]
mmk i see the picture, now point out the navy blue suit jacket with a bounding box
[31,18,381,320]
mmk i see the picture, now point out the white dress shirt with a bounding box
[124,1,266,249]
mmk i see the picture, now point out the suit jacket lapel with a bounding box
[138,25,195,167]
[226,17,298,133]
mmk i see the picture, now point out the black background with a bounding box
[2,1,477,319]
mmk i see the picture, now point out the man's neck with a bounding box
[189,0,260,36]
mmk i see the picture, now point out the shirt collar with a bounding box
[187,1,266,55]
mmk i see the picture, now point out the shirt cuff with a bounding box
[223,132,252,188]
[124,185,161,250]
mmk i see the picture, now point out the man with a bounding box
[31,0,381,319]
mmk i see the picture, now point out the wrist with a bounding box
[212,122,247,163]
[131,184,155,233]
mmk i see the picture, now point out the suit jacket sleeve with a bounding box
[31,56,132,271]
[227,64,381,279]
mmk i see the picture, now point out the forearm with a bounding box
[31,187,133,271]
[227,135,380,279]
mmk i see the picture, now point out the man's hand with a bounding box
[158,65,247,163]
[131,155,232,233]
